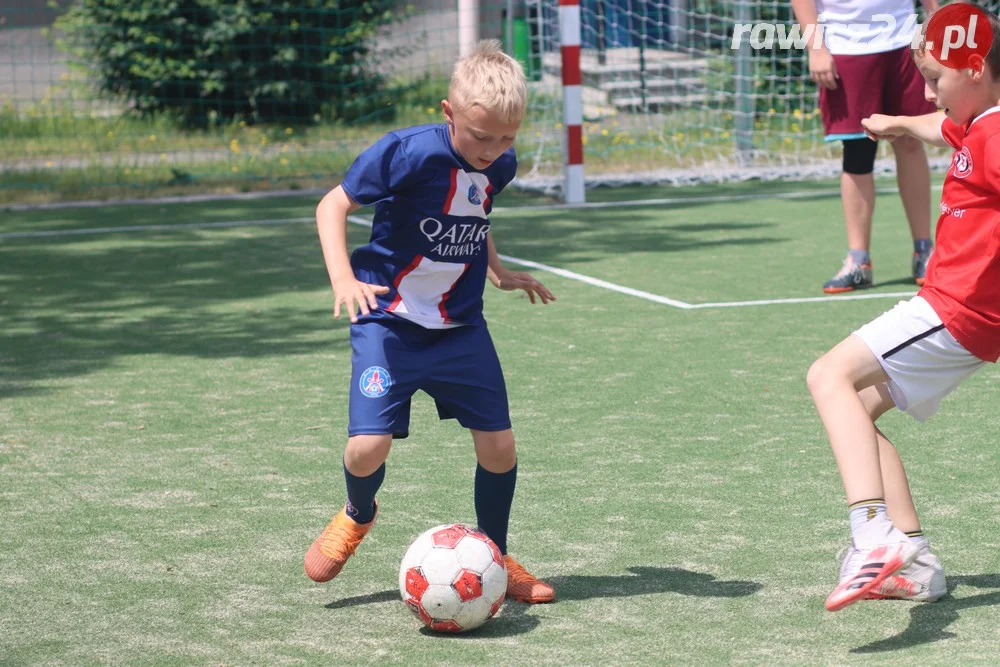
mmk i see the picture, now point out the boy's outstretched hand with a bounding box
[332,277,390,323]
[861,114,905,141]
[490,268,556,305]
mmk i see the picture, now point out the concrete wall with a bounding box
[375,0,511,79]
[0,27,69,104]
[1,0,71,28]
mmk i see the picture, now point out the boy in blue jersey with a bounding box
[305,40,557,603]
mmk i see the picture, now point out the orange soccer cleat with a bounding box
[504,555,556,604]
[304,503,377,583]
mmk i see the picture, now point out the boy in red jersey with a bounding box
[807,2,1000,612]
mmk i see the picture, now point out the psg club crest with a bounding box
[359,366,391,398]
[467,184,482,205]
[953,146,973,179]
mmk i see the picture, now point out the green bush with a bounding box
[55,0,406,126]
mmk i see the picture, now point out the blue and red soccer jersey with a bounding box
[339,124,518,437]
[341,123,518,329]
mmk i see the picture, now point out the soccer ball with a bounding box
[398,523,507,632]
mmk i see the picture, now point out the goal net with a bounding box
[1,0,992,202]
[511,0,971,195]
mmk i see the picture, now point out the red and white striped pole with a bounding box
[558,0,585,203]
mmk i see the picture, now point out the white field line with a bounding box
[341,215,694,308]
[688,291,917,309]
[0,208,920,310]
[347,215,916,310]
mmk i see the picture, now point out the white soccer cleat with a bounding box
[865,546,946,602]
[840,537,947,603]
[825,522,918,612]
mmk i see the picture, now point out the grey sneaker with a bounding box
[913,248,933,286]
[823,256,873,294]
[839,539,946,602]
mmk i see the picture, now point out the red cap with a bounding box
[925,4,994,71]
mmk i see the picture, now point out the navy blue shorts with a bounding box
[348,318,511,438]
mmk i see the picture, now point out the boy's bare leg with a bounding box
[842,171,876,253]
[344,433,393,476]
[808,336,919,610]
[825,172,876,292]
[877,433,922,532]
[807,336,887,503]
[472,427,516,473]
[852,385,946,601]
[858,384,921,533]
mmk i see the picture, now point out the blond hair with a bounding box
[449,40,527,123]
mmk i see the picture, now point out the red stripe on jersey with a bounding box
[484,182,494,211]
[387,254,424,312]
[443,168,459,215]
[437,264,470,324]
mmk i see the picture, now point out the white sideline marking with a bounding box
[502,255,695,308]
[689,291,917,309]
[1,210,921,311]
[347,215,691,308]
[350,215,916,310]
[344,215,694,308]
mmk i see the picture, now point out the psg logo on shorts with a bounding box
[467,184,482,205]
[359,366,391,398]
[953,146,973,179]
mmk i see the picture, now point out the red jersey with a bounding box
[919,107,1000,362]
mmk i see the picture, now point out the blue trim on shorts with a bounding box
[824,132,868,143]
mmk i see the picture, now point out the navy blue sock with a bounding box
[914,238,933,253]
[344,461,384,524]
[475,463,516,555]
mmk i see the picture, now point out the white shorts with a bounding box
[853,296,984,421]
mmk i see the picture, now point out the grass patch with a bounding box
[3,184,999,663]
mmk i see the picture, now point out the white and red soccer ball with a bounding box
[398,523,507,632]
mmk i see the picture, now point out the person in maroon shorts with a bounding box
[792,0,939,293]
